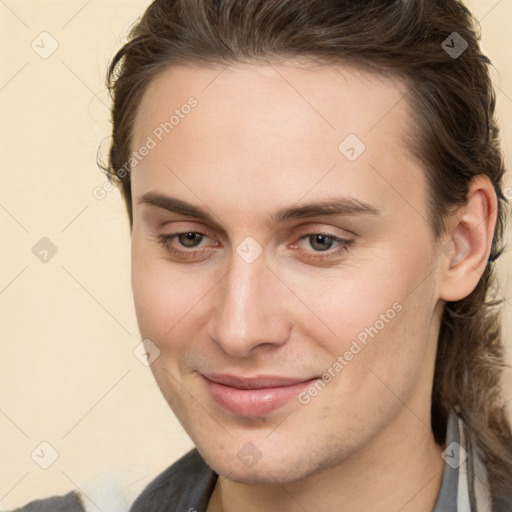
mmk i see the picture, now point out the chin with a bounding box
[199,442,338,485]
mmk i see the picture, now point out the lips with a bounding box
[201,373,319,417]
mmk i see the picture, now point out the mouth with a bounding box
[201,373,320,417]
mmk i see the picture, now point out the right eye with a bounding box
[157,231,210,252]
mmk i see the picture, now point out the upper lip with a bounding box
[202,373,318,390]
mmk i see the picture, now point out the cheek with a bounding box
[293,243,437,385]
[130,238,216,350]
[131,237,179,342]
[297,275,408,376]
[282,259,409,348]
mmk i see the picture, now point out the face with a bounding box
[130,61,444,483]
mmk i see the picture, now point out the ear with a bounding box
[438,175,498,302]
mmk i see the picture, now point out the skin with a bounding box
[129,61,497,512]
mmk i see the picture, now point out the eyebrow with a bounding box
[138,191,380,226]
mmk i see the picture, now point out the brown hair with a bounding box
[101,0,512,505]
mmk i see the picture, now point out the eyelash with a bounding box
[156,231,353,262]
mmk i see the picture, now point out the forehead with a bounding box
[130,61,426,227]
[133,60,412,147]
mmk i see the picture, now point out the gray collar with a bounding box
[433,408,492,512]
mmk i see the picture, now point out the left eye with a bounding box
[174,232,205,248]
[300,233,346,252]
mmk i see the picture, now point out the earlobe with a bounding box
[438,175,498,302]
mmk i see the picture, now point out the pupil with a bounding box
[312,234,332,251]
[180,232,201,247]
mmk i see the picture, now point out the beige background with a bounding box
[0,1,511,511]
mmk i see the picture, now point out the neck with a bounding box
[207,408,446,512]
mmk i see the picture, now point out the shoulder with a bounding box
[5,490,85,512]
[129,448,217,512]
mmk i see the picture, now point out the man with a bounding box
[13,0,512,510]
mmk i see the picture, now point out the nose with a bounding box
[207,252,291,357]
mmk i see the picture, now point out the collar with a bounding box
[433,407,492,512]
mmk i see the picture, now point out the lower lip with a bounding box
[203,377,318,417]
